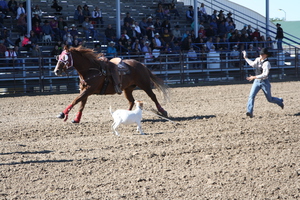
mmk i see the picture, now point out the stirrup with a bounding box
[114,85,122,94]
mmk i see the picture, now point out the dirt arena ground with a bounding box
[1,81,300,199]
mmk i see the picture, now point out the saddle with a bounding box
[110,57,130,75]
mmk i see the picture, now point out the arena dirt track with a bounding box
[1,81,300,199]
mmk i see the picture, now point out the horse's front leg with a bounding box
[57,89,89,122]
[72,97,87,123]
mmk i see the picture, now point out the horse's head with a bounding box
[54,48,73,76]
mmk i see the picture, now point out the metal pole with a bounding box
[27,0,32,35]
[266,0,269,38]
[116,0,121,39]
[194,0,198,38]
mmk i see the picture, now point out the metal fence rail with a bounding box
[0,49,299,95]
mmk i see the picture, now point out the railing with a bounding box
[0,48,299,94]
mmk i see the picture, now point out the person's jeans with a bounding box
[277,38,283,50]
[247,79,283,114]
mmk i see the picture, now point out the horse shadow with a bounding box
[294,112,300,116]
[0,150,53,155]
[142,114,216,123]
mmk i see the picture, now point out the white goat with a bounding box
[109,100,144,136]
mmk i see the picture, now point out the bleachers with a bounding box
[3,0,190,51]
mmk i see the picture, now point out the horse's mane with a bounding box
[69,46,106,69]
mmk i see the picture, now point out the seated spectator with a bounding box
[118,34,128,52]
[72,39,81,47]
[172,25,182,43]
[2,27,14,46]
[205,25,216,38]
[32,22,43,40]
[155,4,164,20]
[169,2,180,19]
[127,24,139,40]
[122,21,131,33]
[94,43,102,53]
[198,27,207,40]
[230,45,240,68]
[0,0,9,16]
[31,44,42,65]
[124,38,132,53]
[41,20,54,41]
[226,21,235,33]
[8,0,18,16]
[187,47,198,69]
[16,3,25,20]
[29,30,38,45]
[51,45,61,56]
[82,17,95,41]
[69,24,79,38]
[217,20,227,37]
[131,38,141,49]
[63,33,73,45]
[60,25,69,40]
[163,6,171,20]
[32,5,43,19]
[251,28,261,40]
[211,10,217,21]
[134,21,142,37]
[50,17,60,41]
[226,12,235,28]
[142,41,153,62]
[32,12,41,26]
[181,34,192,51]
[247,44,258,58]
[21,34,32,50]
[146,25,156,41]
[152,33,164,50]
[154,18,163,35]
[161,19,171,32]
[16,13,27,35]
[139,17,148,36]
[146,16,154,27]
[199,3,210,23]
[206,37,214,51]
[51,0,62,13]
[0,39,7,57]
[5,45,20,66]
[186,6,194,23]
[106,41,117,57]
[105,24,116,42]
[123,12,134,26]
[57,16,67,30]
[131,42,142,54]
[92,6,103,28]
[74,5,84,24]
[82,4,91,20]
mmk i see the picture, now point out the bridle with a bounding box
[56,50,74,69]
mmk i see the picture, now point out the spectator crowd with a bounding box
[0,0,281,67]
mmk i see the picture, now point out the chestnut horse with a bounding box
[53,46,169,123]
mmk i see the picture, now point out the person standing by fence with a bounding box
[275,23,284,50]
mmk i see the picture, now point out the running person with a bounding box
[242,48,284,118]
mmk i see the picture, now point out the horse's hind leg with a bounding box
[124,85,136,110]
[141,87,168,117]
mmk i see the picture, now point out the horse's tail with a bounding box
[147,68,170,103]
[109,105,114,116]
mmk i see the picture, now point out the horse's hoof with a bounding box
[71,120,79,123]
[57,112,65,119]
[160,110,168,117]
